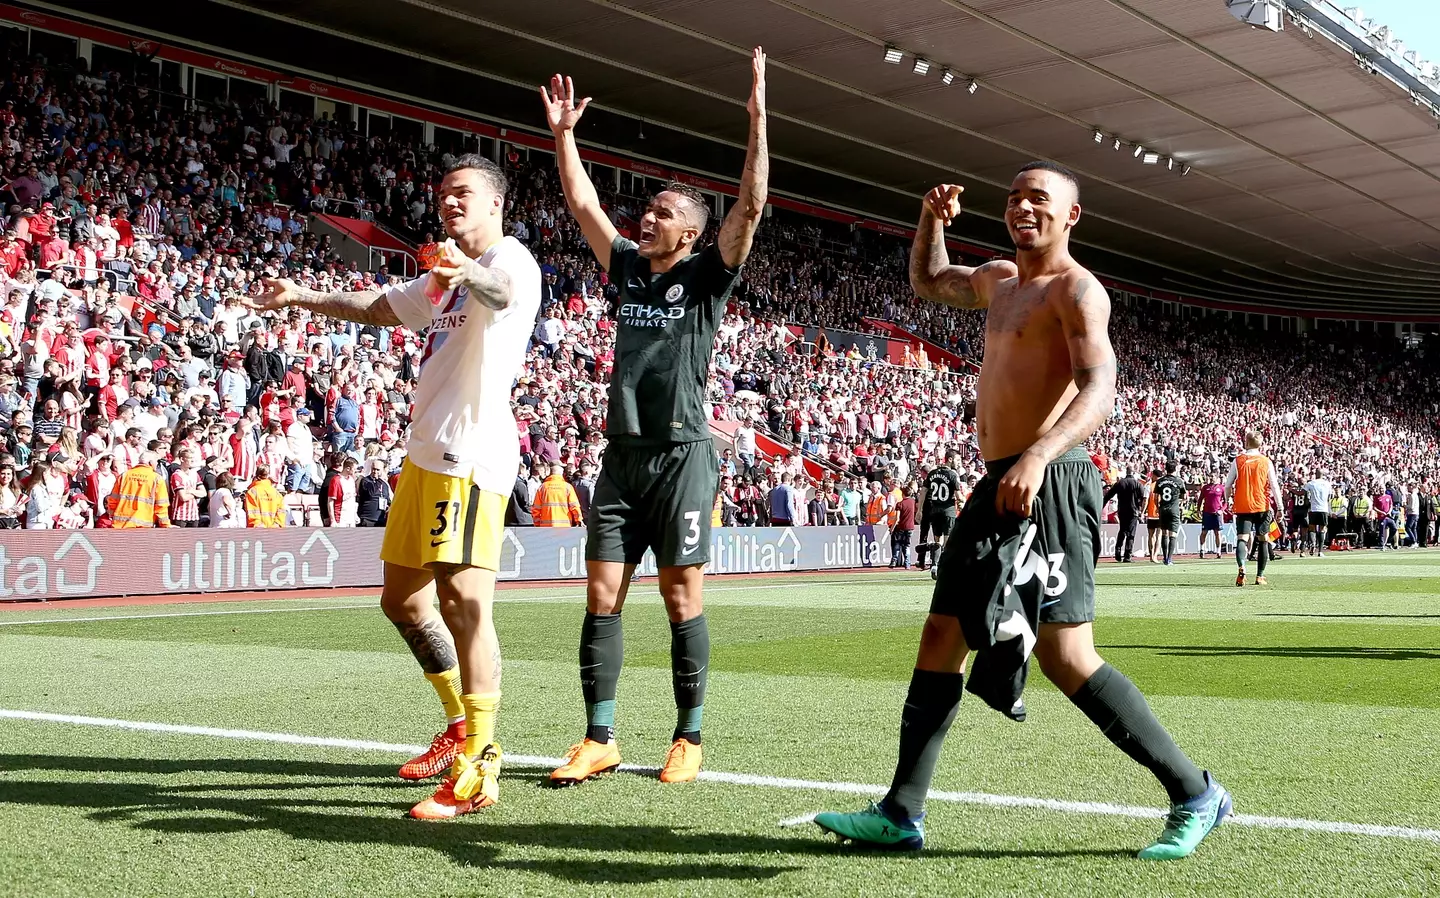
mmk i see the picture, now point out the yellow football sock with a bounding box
[424,666,465,725]
[462,692,501,756]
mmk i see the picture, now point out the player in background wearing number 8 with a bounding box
[245,156,541,819]
[1153,461,1187,566]
[543,49,768,786]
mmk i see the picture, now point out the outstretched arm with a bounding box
[1025,275,1117,464]
[542,75,620,270]
[718,47,768,269]
[909,185,1012,309]
[246,278,401,326]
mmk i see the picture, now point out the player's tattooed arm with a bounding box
[430,242,514,311]
[393,618,458,674]
[910,189,1009,310]
[719,47,768,269]
[248,278,402,326]
[1025,275,1117,464]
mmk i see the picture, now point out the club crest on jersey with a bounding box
[664,283,685,304]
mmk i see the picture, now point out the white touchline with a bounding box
[4,709,1440,844]
[0,576,928,627]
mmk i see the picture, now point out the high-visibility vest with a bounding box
[887,487,903,527]
[1352,496,1371,518]
[531,475,581,527]
[1145,484,1159,519]
[712,492,723,527]
[106,465,171,529]
[866,494,887,525]
[244,480,287,528]
[1232,453,1273,514]
[1330,496,1347,516]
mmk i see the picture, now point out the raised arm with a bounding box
[542,75,620,270]
[245,278,401,326]
[910,184,1014,309]
[718,47,768,269]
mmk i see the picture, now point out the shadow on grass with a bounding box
[1099,644,1440,661]
[0,753,1134,882]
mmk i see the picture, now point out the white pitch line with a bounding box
[4,709,1440,844]
[0,576,927,627]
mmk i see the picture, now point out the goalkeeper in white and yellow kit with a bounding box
[247,154,540,819]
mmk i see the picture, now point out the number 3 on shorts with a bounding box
[680,510,702,557]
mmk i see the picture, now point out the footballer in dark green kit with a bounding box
[542,48,768,784]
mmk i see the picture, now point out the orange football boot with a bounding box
[398,723,464,780]
[549,738,622,786]
[659,738,702,783]
[409,744,501,820]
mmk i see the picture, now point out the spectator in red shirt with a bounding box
[281,356,307,397]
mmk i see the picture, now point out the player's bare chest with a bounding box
[985,281,1059,342]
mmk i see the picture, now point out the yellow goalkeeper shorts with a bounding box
[380,462,508,571]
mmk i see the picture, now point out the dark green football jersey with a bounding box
[606,235,742,445]
[923,466,960,512]
[1154,474,1186,515]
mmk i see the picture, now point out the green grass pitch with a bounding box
[3,552,1440,897]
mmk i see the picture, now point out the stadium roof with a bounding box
[61,0,1440,317]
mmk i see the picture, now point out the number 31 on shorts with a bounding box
[431,500,462,538]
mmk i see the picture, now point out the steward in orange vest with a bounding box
[244,465,287,528]
[866,487,888,525]
[531,467,583,526]
[107,455,171,528]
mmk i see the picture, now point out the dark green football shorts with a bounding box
[931,447,1101,624]
[585,439,720,568]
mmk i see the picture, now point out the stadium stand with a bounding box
[0,35,1433,550]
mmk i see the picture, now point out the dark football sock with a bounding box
[580,612,623,744]
[882,669,963,822]
[1236,539,1246,571]
[1257,540,1269,576]
[670,614,709,744]
[1069,663,1207,804]
[1162,535,1173,564]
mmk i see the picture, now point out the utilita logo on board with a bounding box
[161,532,339,591]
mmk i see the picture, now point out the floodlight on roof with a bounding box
[1133,144,1145,158]
[967,79,979,94]
[1094,129,1104,143]
[884,45,903,64]
[941,69,955,86]
[1143,152,1160,164]
[913,57,930,75]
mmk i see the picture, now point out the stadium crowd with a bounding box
[0,44,1435,554]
